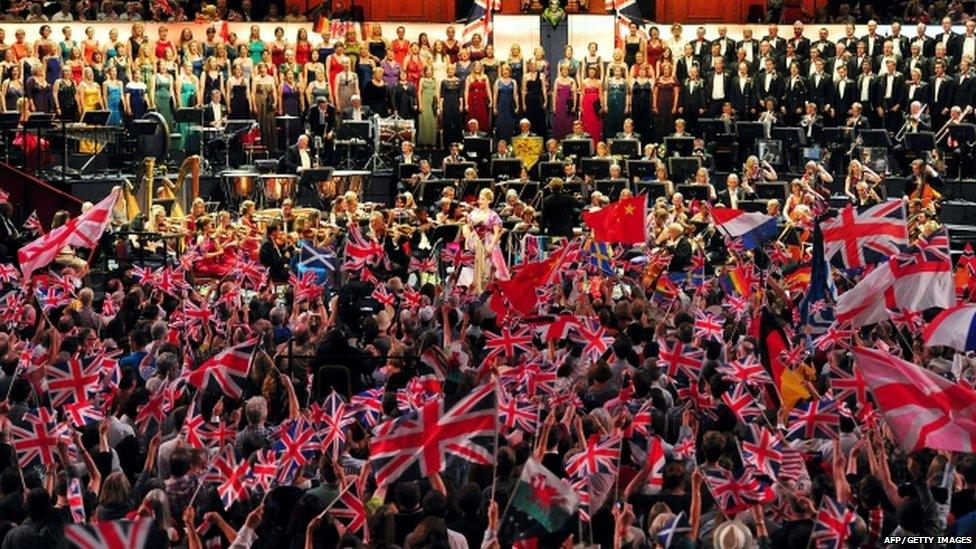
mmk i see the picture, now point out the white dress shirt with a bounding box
[712,73,725,99]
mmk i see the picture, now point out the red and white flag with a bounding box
[18,188,119,278]
[182,339,257,399]
[853,346,976,452]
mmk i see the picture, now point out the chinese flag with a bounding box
[582,195,647,244]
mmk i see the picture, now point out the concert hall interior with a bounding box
[7,1,976,547]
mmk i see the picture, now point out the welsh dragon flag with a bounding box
[510,457,579,533]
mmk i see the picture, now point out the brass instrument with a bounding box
[935,105,973,143]
[895,104,928,142]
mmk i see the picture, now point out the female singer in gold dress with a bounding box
[251,61,278,152]
[461,188,509,294]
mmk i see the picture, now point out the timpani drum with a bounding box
[321,170,369,202]
[222,171,259,201]
[261,174,299,204]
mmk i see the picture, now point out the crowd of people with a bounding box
[0,13,975,549]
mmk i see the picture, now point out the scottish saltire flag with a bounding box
[292,242,336,286]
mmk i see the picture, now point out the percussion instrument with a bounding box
[136,111,171,161]
[320,170,369,202]
[222,171,260,201]
[378,117,415,144]
[260,174,298,205]
[254,159,280,174]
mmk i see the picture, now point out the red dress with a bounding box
[391,39,410,65]
[467,78,490,132]
[271,42,286,68]
[405,55,424,87]
[646,40,665,68]
[327,54,345,96]
[154,40,173,61]
[581,83,603,144]
[70,64,83,83]
[194,236,234,278]
[295,41,311,65]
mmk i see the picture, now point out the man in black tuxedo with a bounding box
[862,19,884,59]
[306,96,334,165]
[954,58,976,109]
[831,64,856,126]
[259,224,292,283]
[679,65,708,133]
[280,134,314,173]
[341,95,373,122]
[873,59,905,132]
[729,61,754,119]
[202,89,226,127]
[716,174,756,209]
[762,23,786,56]
[904,42,931,82]
[540,178,578,238]
[935,16,962,60]
[756,57,783,111]
[902,68,929,107]
[689,26,711,61]
[782,63,808,125]
[737,28,760,66]
[911,22,934,60]
[888,21,911,60]
[706,58,732,117]
[930,59,956,128]
[808,58,832,109]
[713,26,737,65]
[812,27,835,60]
[789,21,810,59]
[675,43,699,82]
[615,118,640,142]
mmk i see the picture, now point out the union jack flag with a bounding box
[271,418,320,484]
[371,283,396,307]
[202,420,237,449]
[811,496,857,549]
[183,338,256,399]
[409,255,438,274]
[64,400,105,428]
[574,318,614,361]
[64,519,153,549]
[234,257,268,290]
[248,449,277,493]
[68,477,85,523]
[181,401,207,449]
[289,270,324,303]
[717,357,773,386]
[312,391,356,459]
[822,202,909,269]
[786,398,841,441]
[370,383,497,486]
[694,312,724,342]
[47,355,102,407]
[463,0,499,38]
[208,446,251,510]
[349,387,384,427]
[327,484,367,534]
[658,339,704,380]
[0,263,19,284]
[10,408,67,468]
[814,323,853,351]
[721,384,764,422]
[498,391,539,433]
[134,381,181,433]
[22,210,43,235]
[565,435,622,478]
[703,467,774,516]
[831,368,868,407]
[739,425,785,479]
[343,224,385,272]
[484,326,534,359]
[674,433,696,460]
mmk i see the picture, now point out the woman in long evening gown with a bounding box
[602,66,629,140]
[152,63,176,132]
[551,64,577,140]
[646,26,666,68]
[579,65,603,144]
[177,63,198,149]
[493,65,519,144]
[279,71,303,147]
[653,61,680,142]
[104,67,123,127]
[334,59,359,114]
[462,188,508,294]
[362,67,391,117]
[631,64,654,144]
[417,65,438,149]
[78,68,103,153]
[465,62,490,132]
[522,59,547,138]
[226,65,250,120]
[623,22,645,67]
[440,64,463,146]
[251,62,277,152]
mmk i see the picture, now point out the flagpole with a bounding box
[315,482,353,519]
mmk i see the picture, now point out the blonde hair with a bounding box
[479,188,494,203]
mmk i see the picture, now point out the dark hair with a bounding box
[169,448,192,477]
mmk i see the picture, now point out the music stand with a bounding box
[859,129,893,148]
[757,139,785,166]
[581,158,612,179]
[463,136,491,160]
[431,223,462,246]
[0,111,18,164]
[505,181,541,203]
[664,136,694,157]
[635,182,669,201]
[668,156,701,184]
[905,131,937,152]
[594,179,627,199]
[24,113,54,175]
[609,138,640,158]
[627,160,657,181]
[754,182,788,201]
[735,121,766,147]
[537,161,565,182]
[444,161,476,180]
[822,127,851,147]
[948,124,976,146]
[338,120,370,140]
[80,110,110,126]
[398,163,420,181]
[490,158,523,180]
[417,180,455,205]
[461,178,495,199]
[801,146,823,161]
[676,183,711,201]
[699,118,731,137]
[736,199,767,213]
[561,138,593,159]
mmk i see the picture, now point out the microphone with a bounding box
[314,135,323,150]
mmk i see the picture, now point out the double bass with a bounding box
[909,161,943,209]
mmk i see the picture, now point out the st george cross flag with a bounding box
[510,457,580,533]
[853,346,976,452]
[65,518,152,549]
[19,188,120,278]
[821,201,908,269]
[836,232,954,326]
[370,383,497,486]
[183,338,257,399]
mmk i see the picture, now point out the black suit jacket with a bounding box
[541,192,578,238]
[889,35,910,58]
[913,36,935,59]
[862,34,884,59]
[306,105,334,138]
[259,239,291,282]
[716,187,757,208]
[930,75,956,114]
[807,72,832,106]
[680,78,707,116]
[904,55,931,81]
[713,37,737,63]
[341,106,374,121]
[729,75,754,115]
[812,39,836,59]
[955,73,976,108]
[675,56,699,83]
[789,36,811,59]
[763,36,786,56]
[705,72,732,101]
[831,78,856,116]
[755,71,783,106]
[202,102,226,126]
[872,72,906,108]
[782,75,809,112]
[280,144,310,173]
[902,80,930,106]
[935,32,962,60]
